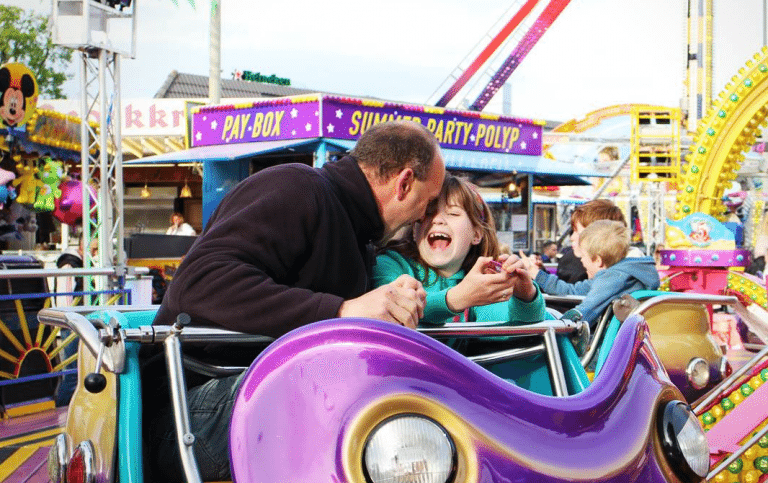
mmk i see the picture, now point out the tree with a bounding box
[0,6,73,99]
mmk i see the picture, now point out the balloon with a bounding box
[53,180,97,226]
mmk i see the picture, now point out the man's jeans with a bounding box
[148,371,245,482]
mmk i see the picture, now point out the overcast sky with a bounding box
[11,0,768,122]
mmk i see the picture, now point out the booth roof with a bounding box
[127,137,599,186]
[155,71,335,99]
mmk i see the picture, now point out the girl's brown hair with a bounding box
[384,175,500,284]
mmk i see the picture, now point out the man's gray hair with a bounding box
[351,121,439,181]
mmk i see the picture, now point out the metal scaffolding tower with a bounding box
[51,0,136,303]
[684,0,713,132]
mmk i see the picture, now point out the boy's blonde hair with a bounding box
[578,220,629,268]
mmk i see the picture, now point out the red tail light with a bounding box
[66,441,95,483]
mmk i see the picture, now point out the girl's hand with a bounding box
[511,251,540,279]
[502,255,538,302]
[446,256,517,312]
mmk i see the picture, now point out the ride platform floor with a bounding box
[0,406,66,483]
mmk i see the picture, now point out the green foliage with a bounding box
[0,5,73,99]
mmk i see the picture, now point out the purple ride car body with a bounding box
[230,314,694,483]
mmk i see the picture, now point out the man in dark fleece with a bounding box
[148,120,446,482]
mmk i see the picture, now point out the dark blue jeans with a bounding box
[148,371,245,482]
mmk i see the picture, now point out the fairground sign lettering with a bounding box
[234,70,291,86]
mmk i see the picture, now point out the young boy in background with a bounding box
[520,220,659,327]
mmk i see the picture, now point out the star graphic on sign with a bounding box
[202,116,207,121]
[195,132,202,141]
[291,129,297,136]
[532,132,538,139]
[305,123,312,131]
[326,123,335,133]
[470,135,476,142]
[211,120,217,130]
[520,142,527,149]
[335,109,343,119]
[314,110,319,117]
[291,108,298,118]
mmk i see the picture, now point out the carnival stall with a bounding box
[0,62,98,255]
[128,93,610,253]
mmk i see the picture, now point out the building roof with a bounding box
[154,71,320,99]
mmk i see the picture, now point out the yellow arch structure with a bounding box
[675,46,768,221]
[667,47,768,317]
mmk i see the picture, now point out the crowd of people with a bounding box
[140,120,662,481]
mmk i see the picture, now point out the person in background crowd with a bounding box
[166,212,196,236]
[55,235,98,306]
[148,120,446,482]
[540,240,558,263]
[555,199,629,284]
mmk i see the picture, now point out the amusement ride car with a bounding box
[40,305,710,483]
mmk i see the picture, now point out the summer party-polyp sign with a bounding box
[191,95,542,156]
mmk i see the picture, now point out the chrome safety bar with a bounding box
[0,266,149,278]
[37,308,274,374]
[164,320,203,483]
[708,422,768,480]
[38,308,126,373]
[628,293,738,317]
[580,307,614,367]
[543,328,568,397]
[419,319,585,337]
[468,344,545,365]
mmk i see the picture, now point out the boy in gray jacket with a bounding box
[531,220,659,326]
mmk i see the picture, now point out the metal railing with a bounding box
[0,266,149,395]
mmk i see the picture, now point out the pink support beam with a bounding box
[470,0,572,111]
[435,0,541,107]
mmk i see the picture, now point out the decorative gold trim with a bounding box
[342,394,478,483]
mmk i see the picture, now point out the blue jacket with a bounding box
[535,256,660,325]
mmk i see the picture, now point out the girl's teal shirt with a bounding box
[372,250,548,326]
[372,250,591,396]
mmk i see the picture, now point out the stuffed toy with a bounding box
[12,162,43,206]
[34,159,65,212]
[0,167,15,209]
[0,63,39,128]
[0,185,16,209]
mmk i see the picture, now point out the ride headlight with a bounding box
[659,400,709,480]
[363,414,456,483]
[686,358,710,389]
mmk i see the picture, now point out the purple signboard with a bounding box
[191,95,542,156]
[191,96,321,147]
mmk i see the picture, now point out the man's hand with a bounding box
[338,274,426,329]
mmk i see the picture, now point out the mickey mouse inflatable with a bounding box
[0,63,38,129]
